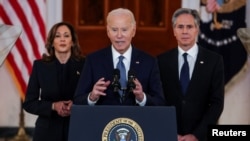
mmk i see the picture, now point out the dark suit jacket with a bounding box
[23,58,84,141]
[74,46,165,106]
[157,46,224,141]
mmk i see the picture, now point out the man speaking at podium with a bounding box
[74,8,165,106]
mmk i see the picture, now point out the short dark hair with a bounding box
[172,8,200,27]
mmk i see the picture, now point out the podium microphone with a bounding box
[127,69,136,93]
[111,69,121,92]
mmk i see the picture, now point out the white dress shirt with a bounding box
[178,44,198,79]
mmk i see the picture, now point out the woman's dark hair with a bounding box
[42,22,83,61]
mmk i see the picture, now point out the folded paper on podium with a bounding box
[68,105,177,141]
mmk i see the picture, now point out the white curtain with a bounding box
[182,0,200,11]
[247,0,250,28]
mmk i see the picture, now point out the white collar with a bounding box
[178,44,198,58]
[112,45,132,60]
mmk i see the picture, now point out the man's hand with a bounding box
[89,77,110,101]
[132,78,144,102]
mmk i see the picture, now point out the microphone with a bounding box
[127,69,136,92]
[111,69,121,92]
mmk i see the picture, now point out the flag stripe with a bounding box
[28,0,46,41]
[5,61,25,101]
[0,4,32,73]
[0,0,45,100]
[6,54,27,98]
[9,0,41,59]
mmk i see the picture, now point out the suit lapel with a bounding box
[44,60,60,93]
[190,46,206,83]
[171,49,184,97]
[103,47,115,79]
[130,47,140,71]
[172,49,180,81]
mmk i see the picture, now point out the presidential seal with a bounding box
[102,117,144,141]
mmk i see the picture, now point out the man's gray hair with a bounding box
[107,8,136,25]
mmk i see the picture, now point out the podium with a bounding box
[68,105,177,141]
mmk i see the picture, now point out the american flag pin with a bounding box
[77,71,80,75]
[136,61,140,64]
[200,61,204,64]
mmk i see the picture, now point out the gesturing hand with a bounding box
[89,77,111,101]
[132,78,144,102]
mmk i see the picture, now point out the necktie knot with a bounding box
[183,53,188,62]
[118,55,124,62]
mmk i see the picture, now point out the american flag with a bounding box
[0,0,46,100]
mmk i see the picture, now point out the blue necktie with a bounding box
[117,56,126,96]
[180,53,190,94]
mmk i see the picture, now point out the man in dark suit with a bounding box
[157,8,224,141]
[74,8,165,106]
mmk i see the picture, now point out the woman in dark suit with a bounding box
[23,22,85,141]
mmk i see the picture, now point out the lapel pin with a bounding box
[200,61,204,64]
[136,61,140,64]
[77,71,80,75]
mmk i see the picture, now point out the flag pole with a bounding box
[9,99,30,141]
